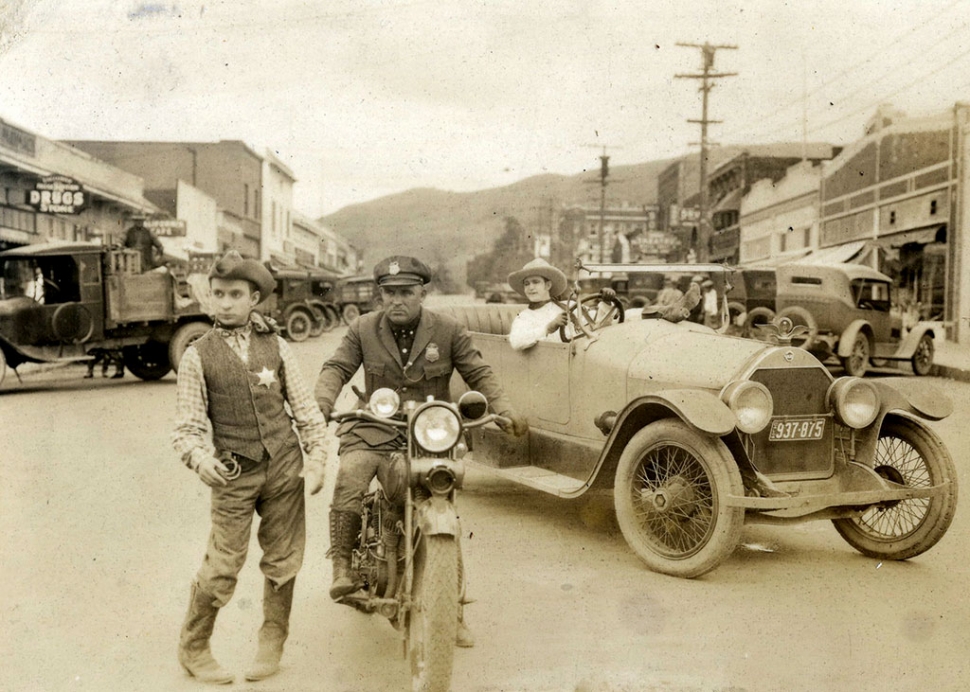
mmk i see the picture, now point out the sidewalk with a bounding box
[931,338,970,382]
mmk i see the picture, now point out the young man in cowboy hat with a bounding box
[172,250,329,684]
[507,258,615,351]
[314,255,528,648]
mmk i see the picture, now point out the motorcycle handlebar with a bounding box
[330,409,508,431]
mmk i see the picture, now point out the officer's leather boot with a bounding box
[245,577,294,681]
[177,584,234,685]
[329,510,361,600]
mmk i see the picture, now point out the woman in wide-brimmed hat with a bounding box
[506,258,571,350]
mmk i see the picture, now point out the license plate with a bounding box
[768,417,826,442]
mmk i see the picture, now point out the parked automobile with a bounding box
[483,282,522,305]
[0,241,211,387]
[577,271,663,309]
[306,268,341,336]
[773,262,938,378]
[332,274,380,323]
[437,269,957,579]
[724,267,777,336]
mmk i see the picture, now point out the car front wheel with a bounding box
[614,419,744,578]
[832,415,957,560]
[911,334,934,376]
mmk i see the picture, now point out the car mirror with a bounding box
[458,390,488,420]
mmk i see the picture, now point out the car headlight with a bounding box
[721,380,774,434]
[369,388,400,418]
[412,404,462,453]
[828,377,879,429]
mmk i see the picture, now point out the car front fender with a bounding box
[869,379,952,421]
[836,320,873,358]
[622,389,736,436]
[890,323,937,358]
[414,495,460,537]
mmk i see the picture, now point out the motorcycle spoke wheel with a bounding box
[408,535,457,692]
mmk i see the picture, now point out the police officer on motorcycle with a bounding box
[315,255,528,648]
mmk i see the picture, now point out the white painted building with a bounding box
[261,148,296,264]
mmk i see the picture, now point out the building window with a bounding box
[271,201,277,236]
[930,199,937,215]
[889,210,896,225]
[254,189,260,218]
[244,184,249,216]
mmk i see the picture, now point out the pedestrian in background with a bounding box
[171,250,329,684]
[124,216,164,271]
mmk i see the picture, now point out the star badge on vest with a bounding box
[255,366,277,388]
[425,343,440,363]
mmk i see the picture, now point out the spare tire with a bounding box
[51,303,95,344]
[776,306,818,350]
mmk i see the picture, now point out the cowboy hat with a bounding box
[208,250,276,303]
[507,258,567,298]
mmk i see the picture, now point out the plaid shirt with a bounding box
[172,324,328,473]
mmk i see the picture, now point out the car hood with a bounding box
[589,319,769,392]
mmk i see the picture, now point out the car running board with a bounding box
[468,461,589,497]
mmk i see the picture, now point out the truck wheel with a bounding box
[124,342,171,380]
[832,415,957,560]
[342,304,361,324]
[308,306,327,337]
[743,307,775,339]
[324,303,342,329]
[285,309,313,342]
[169,321,211,372]
[776,306,817,350]
[613,419,744,578]
[911,334,934,376]
[840,332,870,377]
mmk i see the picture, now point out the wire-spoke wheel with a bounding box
[911,334,934,376]
[833,415,957,561]
[614,419,743,578]
[840,332,870,377]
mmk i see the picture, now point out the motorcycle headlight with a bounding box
[721,380,773,434]
[412,404,462,453]
[828,377,879,429]
[369,388,400,418]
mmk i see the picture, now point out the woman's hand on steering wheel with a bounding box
[559,294,625,342]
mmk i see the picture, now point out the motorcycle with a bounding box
[331,387,505,692]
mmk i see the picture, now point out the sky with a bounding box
[2,0,970,218]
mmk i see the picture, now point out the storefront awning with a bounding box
[796,240,867,265]
[873,224,945,248]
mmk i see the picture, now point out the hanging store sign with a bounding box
[144,218,187,237]
[27,175,88,214]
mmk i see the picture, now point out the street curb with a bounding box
[931,362,970,383]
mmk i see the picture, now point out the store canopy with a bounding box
[872,224,945,248]
[795,240,867,265]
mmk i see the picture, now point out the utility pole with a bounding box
[583,144,621,263]
[676,42,737,262]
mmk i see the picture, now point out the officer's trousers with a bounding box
[195,439,306,607]
[330,449,408,514]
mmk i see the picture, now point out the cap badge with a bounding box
[389,261,400,276]
[425,343,440,363]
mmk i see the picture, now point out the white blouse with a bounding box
[508,301,572,350]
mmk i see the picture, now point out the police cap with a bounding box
[373,255,432,287]
[208,250,276,302]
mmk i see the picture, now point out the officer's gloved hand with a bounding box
[497,409,529,437]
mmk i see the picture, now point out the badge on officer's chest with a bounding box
[389,261,400,275]
[425,343,440,362]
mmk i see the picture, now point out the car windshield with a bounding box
[0,258,42,300]
[0,256,80,303]
[852,279,891,312]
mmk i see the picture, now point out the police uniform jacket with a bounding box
[315,307,514,451]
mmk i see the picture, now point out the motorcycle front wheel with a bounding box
[408,535,458,692]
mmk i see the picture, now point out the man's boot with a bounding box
[244,577,294,681]
[177,584,234,684]
[456,610,476,648]
[329,510,360,600]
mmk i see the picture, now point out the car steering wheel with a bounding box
[559,294,625,342]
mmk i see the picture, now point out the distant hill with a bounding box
[320,143,833,286]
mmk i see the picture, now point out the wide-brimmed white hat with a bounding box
[508,258,567,298]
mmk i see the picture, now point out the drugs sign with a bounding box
[28,175,87,214]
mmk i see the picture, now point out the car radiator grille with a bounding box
[745,367,835,480]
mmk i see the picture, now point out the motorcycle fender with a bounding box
[628,389,736,436]
[890,323,937,359]
[836,320,872,358]
[414,495,460,537]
